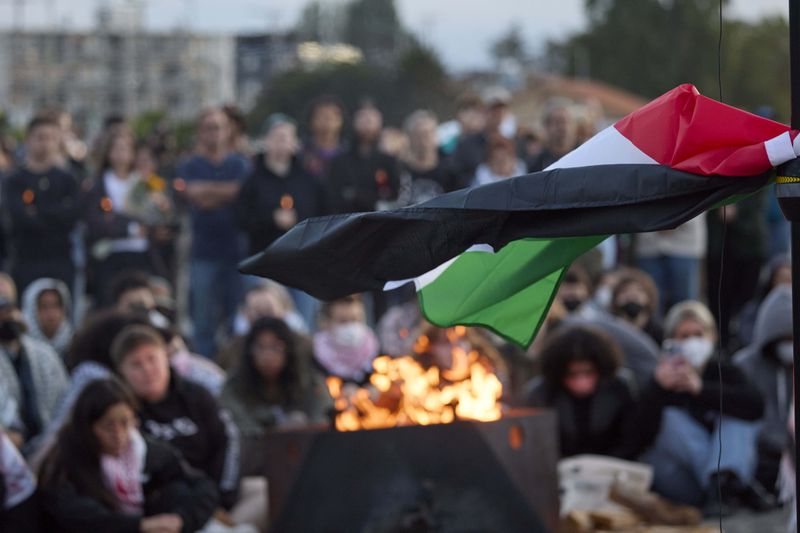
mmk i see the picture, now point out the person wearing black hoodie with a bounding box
[236,114,329,256]
[327,102,401,214]
[237,114,329,328]
[519,324,639,459]
[38,378,218,533]
[3,115,81,294]
[637,301,765,516]
[110,325,241,513]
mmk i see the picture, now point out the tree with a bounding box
[491,24,527,65]
[547,0,789,121]
[549,0,725,97]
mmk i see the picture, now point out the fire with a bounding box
[326,327,503,431]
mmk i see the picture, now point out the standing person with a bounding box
[439,92,486,157]
[236,114,327,327]
[223,105,252,158]
[3,115,81,294]
[472,134,527,186]
[636,215,706,314]
[237,114,328,256]
[397,109,458,205]
[134,142,179,284]
[83,131,153,305]
[177,108,250,358]
[448,90,513,189]
[707,191,769,352]
[37,378,219,533]
[327,102,401,214]
[527,99,579,172]
[299,95,346,179]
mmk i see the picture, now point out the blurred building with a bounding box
[0,1,235,132]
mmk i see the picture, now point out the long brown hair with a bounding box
[96,130,136,178]
[38,378,139,511]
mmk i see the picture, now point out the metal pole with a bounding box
[778,2,800,529]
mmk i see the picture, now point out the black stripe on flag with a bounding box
[239,164,771,299]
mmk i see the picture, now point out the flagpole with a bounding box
[777,0,800,527]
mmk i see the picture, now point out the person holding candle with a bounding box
[237,114,329,327]
[2,115,81,294]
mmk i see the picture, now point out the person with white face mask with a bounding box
[734,285,793,501]
[636,300,766,517]
[313,295,379,384]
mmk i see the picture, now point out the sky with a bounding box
[1,0,791,71]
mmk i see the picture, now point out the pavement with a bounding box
[707,507,791,532]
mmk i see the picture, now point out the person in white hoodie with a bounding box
[21,278,73,359]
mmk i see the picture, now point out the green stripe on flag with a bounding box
[417,235,607,347]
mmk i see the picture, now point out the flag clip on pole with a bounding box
[777,157,800,528]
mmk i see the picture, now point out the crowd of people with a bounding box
[0,86,794,531]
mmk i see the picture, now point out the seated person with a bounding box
[734,285,793,495]
[218,281,309,371]
[0,295,68,455]
[37,378,217,533]
[637,301,765,516]
[1,426,40,533]
[110,325,264,528]
[112,272,225,395]
[519,324,638,459]
[21,278,73,359]
[221,317,331,437]
[609,268,663,345]
[313,295,379,384]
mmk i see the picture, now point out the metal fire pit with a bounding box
[261,409,559,533]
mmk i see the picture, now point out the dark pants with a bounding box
[12,258,74,297]
[707,250,762,352]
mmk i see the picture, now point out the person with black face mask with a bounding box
[0,296,68,455]
[610,269,664,345]
[556,265,593,316]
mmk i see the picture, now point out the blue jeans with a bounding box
[190,258,242,358]
[637,255,699,314]
[640,408,759,506]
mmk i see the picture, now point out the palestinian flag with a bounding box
[240,84,799,346]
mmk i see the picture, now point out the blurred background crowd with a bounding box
[0,0,796,531]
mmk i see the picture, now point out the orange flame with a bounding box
[280,194,294,210]
[326,328,502,431]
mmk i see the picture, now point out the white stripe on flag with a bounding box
[545,125,658,170]
[765,132,798,167]
[382,244,495,292]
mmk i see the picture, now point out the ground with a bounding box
[710,507,790,532]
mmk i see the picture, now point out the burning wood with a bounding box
[326,326,503,431]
